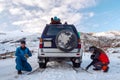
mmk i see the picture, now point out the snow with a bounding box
[93,32,115,38]
[0,31,120,80]
[92,31,120,39]
[0,48,120,80]
[0,31,32,41]
[0,31,40,54]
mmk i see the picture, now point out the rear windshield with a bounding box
[46,25,75,36]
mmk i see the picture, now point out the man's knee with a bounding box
[26,67,32,72]
[25,64,32,72]
[93,62,103,69]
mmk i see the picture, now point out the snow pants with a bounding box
[15,57,32,71]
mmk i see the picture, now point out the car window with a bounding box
[46,25,74,36]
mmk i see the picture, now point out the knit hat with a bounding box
[20,40,26,44]
[53,16,59,21]
[89,46,97,51]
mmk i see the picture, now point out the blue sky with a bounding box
[0,0,120,33]
[81,0,120,32]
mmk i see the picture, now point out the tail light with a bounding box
[78,39,81,48]
[76,53,80,55]
[39,38,43,48]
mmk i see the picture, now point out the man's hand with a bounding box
[24,54,29,58]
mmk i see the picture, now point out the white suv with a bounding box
[38,24,83,68]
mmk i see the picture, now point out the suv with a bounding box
[38,24,83,68]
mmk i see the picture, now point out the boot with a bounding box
[93,68,101,71]
[103,67,109,72]
[18,70,22,74]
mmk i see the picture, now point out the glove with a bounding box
[24,54,29,59]
[90,55,95,60]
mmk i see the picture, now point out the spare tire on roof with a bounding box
[55,30,77,52]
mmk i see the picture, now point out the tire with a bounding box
[71,57,81,68]
[55,30,77,52]
[73,62,81,68]
[39,63,46,68]
[38,57,49,68]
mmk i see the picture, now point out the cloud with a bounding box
[9,7,23,15]
[0,2,5,13]
[12,0,34,6]
[0,0,97,33]
[89,12,95,17]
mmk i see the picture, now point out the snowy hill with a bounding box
[0,31,120,54]
[0,31,41,54]
[81,31,120,50]
[92,31,120,39]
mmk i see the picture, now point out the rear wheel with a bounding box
[39,63,47,68]
[71,58,81,68]
[38,57,48,68]
[72,62,80,68]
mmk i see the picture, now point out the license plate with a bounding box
[44,41,51,47]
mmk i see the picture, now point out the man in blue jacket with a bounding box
[15,41,32,74]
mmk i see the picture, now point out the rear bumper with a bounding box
[38,49,83,58]
[39,52,81,57]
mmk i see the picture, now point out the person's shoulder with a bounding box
[25,47,30,50]
[25,47,31,53]
[15,47,21,52]
[101,52,106,55]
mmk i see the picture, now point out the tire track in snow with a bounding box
[39,61,78,80]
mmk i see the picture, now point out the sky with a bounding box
[0,0,120,33]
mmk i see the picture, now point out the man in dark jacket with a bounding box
[15,41,32,74]
[50,16,61,24]
[85,46,110,72]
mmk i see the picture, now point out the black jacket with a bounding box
[86,52,101,69]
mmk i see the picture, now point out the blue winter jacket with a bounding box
[15,47,32,61]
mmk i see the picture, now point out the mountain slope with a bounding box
[80,31,120,50]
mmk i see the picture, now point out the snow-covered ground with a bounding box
[0,48,120,80]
